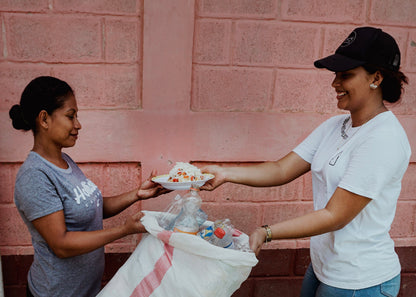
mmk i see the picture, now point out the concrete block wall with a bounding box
[0,0,415,296]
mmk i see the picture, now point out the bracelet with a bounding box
[261,225,272,243]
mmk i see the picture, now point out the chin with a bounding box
[63,142,77,148]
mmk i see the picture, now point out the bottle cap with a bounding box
[190,183,200,191]
[214,227,225,239]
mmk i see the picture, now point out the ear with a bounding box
[37,110,49,129]
[372,70,384,85]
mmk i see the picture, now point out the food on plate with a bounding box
[168,162,204,182]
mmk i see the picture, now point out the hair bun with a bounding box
[9,104,31,131]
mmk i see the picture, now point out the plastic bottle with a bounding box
[198,225,214,240]
[209,227,234,249]
[213,219,234,235]
[157,194,184,230]
[173,185,202,235]
[196,208,208,227]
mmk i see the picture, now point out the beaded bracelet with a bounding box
[261,225,272,243]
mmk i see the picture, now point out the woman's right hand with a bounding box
[200,165,227,191]
[123,211,147,235]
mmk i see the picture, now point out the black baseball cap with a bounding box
[314,27,401,72]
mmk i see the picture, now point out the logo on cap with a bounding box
[340,31,356,48]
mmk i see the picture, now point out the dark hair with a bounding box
[9,76,74,133]
[362,64,408,103]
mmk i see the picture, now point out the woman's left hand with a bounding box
[249,227,267,256]
[137,170,171,200]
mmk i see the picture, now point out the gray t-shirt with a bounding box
[14,151,104,297]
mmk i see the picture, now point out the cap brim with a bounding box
[314,53,365,72]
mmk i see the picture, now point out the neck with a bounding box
[32,137,67,169]
[350,104,387,127]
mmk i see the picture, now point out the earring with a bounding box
[370,83,378,89]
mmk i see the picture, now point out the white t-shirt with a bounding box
[293,111,411,290]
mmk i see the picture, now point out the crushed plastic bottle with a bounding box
[157,194,184,231]
[196,208,208,227]
[173,185,202,235]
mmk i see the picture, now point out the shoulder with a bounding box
[369,112,409,147]
[62,152,75,163]
[358,112,411,160]
[311,114,348,136]
[320,114,348,129]
[16,152,48,182]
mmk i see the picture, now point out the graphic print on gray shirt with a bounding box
[14,151,104,297]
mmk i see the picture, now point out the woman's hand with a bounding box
[123,211,147,235]
[200,165,227,191]
[249,227,267,256]
[137,170,171,200]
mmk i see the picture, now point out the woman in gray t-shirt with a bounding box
[9,76,168,297]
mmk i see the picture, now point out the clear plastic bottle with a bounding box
[209,227,234,249]
[196,208,208,227]
[213,219,234,235]
[157,194,184,230]
[173,185,202,235]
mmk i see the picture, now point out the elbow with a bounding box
[332,222,348,232]
[49,243,76,258]
[322,209,350,232]
[52,247,73,259]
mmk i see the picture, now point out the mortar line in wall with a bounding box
[269,68,277,110]
[138,0,144,110]
[190,1,199,112]
[196,15,416,30]
[0,60,139,66]
[0,10,139,18]
[192,63,316,71]
[101,17,106,61]
[229,20,235,66]
[1,16,7,58]
[364,0,371,23]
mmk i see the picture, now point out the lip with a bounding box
[70,134,78,139]
[336,90,347,100]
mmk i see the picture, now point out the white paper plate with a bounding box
[151,173,214,190]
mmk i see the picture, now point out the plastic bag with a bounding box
[97,211,258,297]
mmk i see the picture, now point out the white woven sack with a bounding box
[97,211,258,297]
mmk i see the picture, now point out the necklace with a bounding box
[340,106,387,140]
[340,116,350,139]
[337,116,362,151]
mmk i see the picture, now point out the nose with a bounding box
[331,73,340,88]
[75,117,82,130]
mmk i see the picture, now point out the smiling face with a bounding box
[46,94,81,149]
[331,66,376,113]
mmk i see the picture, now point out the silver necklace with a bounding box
[340,116,350,139]
[337,116,362,151]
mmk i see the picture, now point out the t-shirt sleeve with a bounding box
[15,168,64,221]
[293,118,334,163]
[338,132,409,200]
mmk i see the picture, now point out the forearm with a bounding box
[251,208,338,255]
[225,152,310,187]
[103,189,138,218]
[224,162,284,187]
[250,188,372,255]
[268,208,340,240]
[53,225,130,258]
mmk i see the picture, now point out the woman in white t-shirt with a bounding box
[201,27,411,297]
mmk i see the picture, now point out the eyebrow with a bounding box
[65,108,78,113]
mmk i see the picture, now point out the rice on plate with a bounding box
[168,162,204,182]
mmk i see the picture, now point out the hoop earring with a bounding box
[370,83,378,89]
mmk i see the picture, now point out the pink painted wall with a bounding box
[0,0,415,255]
